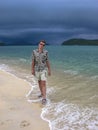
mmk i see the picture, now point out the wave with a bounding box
[0,64,11,71]
[64,69,78,75]
[41,101,98,130]
[19,58,27,62]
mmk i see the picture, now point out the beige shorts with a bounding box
[35,70,47,81]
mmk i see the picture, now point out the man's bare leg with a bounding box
[38,80,47,104]
[41,80,47,104]
[38,80,46,99]
[41,80,46,99]
[38,80,43,96]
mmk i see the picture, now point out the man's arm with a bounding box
[32,59,35,75]
[46,60,51,76]
[32,51,35,75]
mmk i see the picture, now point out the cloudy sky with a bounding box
[0,0,98,45]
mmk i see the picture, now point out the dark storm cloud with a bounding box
[0,0,98,44]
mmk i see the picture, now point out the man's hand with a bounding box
[32,69,35,75]
[48,70,51,76]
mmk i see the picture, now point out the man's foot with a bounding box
[38,94,42,98]
[42,99,47,105]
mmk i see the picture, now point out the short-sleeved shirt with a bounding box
[32,49,48,72]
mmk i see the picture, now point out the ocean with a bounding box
[0,45,98,130]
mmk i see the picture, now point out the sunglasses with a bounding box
[40,43,45,46]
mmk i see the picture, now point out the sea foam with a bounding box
[41,101,98,130]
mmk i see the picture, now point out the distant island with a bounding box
[0,42,5,46]
[62,39,98,46]
[0,38,98,46]
[0,42,36,46]
[0,41,50,46]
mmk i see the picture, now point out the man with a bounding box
[32,40,51,104]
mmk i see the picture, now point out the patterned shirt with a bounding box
[32,49,48,71]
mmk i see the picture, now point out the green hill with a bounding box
[0,42,5,46]
[62,39,98,46]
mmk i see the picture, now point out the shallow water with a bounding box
[0,45,98,130]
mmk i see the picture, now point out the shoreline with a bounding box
[0,70,50,130]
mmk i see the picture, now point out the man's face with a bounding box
[39,42,45,49]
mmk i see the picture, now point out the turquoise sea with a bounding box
[0,45,98,130]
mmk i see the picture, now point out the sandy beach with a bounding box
[0,70,49,130]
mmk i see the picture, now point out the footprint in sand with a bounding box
[9,107,16,110]
[20,120,30,128]
[0,119,12,125]
[0,121,5,125]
